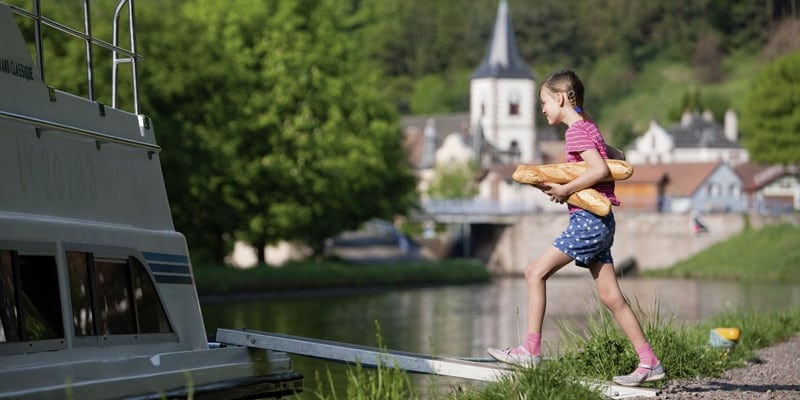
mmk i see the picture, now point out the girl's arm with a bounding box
[544,149,610,203]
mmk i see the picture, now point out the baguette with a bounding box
[512,159,633,185]
[512,159,627,216]
[567,188,611,216]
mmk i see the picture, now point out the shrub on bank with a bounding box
[193,258,490,296]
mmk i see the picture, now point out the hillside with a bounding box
[595,54,761,146]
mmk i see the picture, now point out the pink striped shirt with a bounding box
[564,120,620,212]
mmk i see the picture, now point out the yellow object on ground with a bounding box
[714,327,741,342]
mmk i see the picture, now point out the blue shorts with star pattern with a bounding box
[553,210,615,268]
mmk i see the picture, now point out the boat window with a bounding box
[94,258,138,334]
[130,257,172,333]
[0,250,63,343]
[67,252,171,336]
[67,252,94,336]
[0,250,20,342]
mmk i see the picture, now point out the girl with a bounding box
[486,70,665,387]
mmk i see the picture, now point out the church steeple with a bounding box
[471,0,534,80]
[469,0,537,164]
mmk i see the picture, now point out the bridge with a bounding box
[414,199,537,259]
[418,199,536,224]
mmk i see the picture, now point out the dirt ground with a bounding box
[637,335,800,399]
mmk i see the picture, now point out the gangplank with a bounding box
[215,329,660,399]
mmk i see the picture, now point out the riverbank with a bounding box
[192,224,800,296]
[192,258,489,297]
[653,333,800,399]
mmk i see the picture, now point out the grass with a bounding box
[302,322,421,400]
[644,223,800,283]
[302,303,800,400]
[192,258,490,296]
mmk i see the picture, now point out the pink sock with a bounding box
[635,343,659,373]
[524,333,542,356]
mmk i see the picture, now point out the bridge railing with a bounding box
[420,199,538,223]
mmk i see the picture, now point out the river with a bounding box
[201,275,800,398]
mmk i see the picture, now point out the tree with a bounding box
[132,1,250,263]
[741,50,800,164]
[138,0,419,263]
[220,0,417,260]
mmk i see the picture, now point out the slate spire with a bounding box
[472,0,534,80]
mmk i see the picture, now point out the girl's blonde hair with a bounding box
[542,70,586,118]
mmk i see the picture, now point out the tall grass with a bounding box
[303,301,800,400]
[301,322,420,400]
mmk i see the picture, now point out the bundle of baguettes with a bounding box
[512,160,634,216]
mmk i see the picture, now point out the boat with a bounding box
[0,1,303,398]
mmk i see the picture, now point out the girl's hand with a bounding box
[531,183,550,192]
[543,183,570,203]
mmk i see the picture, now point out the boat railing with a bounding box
[8,0,143,114]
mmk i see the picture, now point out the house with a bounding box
[615,164,669,212]
[626,109,749,166]
[735,162,800,213]
[658,162,745,213]
[402,114,471,199]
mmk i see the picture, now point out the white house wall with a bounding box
[626,120,749,166]
[435,133,474,166]
[470,78,536,163]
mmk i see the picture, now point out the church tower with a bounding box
[470,0,536,166]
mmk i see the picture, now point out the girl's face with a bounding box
[539,87,563,126]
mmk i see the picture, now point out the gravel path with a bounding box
[642,335,800,399]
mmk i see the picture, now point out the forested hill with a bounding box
[355,0,799,145]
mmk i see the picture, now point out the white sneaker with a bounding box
[486,345,541,367]
[612,363,666,386]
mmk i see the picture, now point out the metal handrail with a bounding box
[9,0,143,113]
[0,109,160,152]
[112,0,139,114]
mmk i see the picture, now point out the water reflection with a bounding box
[201,276,800,397]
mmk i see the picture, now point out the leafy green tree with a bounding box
[136,0,247,263]
[741,50,800,164]
[174,0,415,261]
[142,0,418,262]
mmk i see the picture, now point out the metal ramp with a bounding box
[216,328,659,399]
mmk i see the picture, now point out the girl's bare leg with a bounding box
[524,246,574,334]
[592,261,666,384]
[589,261,647,347]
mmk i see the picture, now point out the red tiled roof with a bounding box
[624,164,669,184]
[735,161,799,192]
[657,162,722,197]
